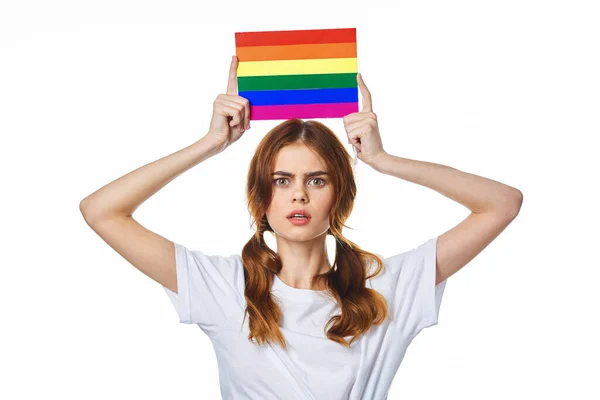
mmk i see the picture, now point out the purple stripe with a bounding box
[250,102,359,120]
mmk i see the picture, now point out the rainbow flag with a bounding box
[234,28,358,120]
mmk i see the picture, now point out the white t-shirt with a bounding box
[163,236,447,400]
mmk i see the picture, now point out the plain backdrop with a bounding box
[2,0,598,399]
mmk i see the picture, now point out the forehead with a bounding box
[273,144,326,171]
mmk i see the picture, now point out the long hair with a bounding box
[241,118,389,349]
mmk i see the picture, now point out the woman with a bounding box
[80,55,523,399]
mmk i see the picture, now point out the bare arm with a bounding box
[79,56,250,293]
[371,153,522,215]
[78,137,224,293]
[344,73,522,288]
[79,55,249,220]
[372,153,522,286]
[79,136,222,222]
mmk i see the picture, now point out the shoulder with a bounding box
[175,243,245,294]
[365,237,437,291]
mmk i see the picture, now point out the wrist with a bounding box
[199,134,227,155]
[369,151,390,172]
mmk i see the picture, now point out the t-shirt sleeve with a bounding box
[381,236,448,337]
[162,242,245,335]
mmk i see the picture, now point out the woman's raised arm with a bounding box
[79,137,224,293]
[79,55,250,292]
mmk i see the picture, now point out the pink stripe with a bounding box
[250,102,359,120]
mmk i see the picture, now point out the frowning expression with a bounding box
[265,144,334,241]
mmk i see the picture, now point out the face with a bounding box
[265,144,334,242]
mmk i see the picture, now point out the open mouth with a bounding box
[288,215,311,225]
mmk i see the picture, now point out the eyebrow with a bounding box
[272,170,329,178]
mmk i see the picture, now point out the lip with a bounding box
[288,216,310,226]
[286,209,312,219]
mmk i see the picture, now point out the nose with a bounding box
[292,187,307,203]
[293,194,307,202]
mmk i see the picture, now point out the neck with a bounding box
[274,233,332,290]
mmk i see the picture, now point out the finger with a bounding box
[346,130,362,147]
[357,73,372,112]
[226,55,239,95]
[342,112,363,125]
[216,98,246,127]
[347,129,362,151]
[217,104,244,128]
[346,120,371,141]
[226,106,243,128]
[236,96,251,129]
[345,118,371,133]
[221,95,251,129]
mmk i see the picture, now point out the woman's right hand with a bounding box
[205,56,251,153]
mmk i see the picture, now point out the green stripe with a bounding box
[238,73,357,91]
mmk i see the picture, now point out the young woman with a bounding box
[80,55,522,399]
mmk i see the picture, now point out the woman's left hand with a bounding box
[343,73,387,167]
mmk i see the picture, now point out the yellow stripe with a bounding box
[237,58,357,77]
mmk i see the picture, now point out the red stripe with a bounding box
[236,28,356,47]
[250,102,358,120]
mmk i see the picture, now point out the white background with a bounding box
[2,0,598,399]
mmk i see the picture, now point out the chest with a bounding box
[209,303,362,400]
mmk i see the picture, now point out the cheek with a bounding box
[266,196,283,215]
[314,194,334,216]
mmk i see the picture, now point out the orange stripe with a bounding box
[236,42,357,62]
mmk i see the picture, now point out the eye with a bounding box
[273,177,327,187]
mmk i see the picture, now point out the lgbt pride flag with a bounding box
[235,28,358,120]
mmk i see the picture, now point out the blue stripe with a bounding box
[238,87,358,106]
